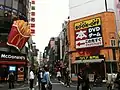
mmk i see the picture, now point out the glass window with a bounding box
[13,0,18,9]
[31,24,35,28]
[5,0,12,7]
[31,18,35,22]
[31,6,35,10]
[32,1,35,4]
[23,0,26,6]
[0,10,4,16]
[31,12,35,16]
[0,0,4,5]
[18,3,22,12]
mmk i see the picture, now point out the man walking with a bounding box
[77,69,83,90]
[37,68,44,90]
[8,72,15,89]
[29,69,35,90]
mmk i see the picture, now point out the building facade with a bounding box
[69,0,120,81]
[0,0,31,82]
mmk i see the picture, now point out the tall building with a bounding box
[29,0,36,35]
[0,0,31,82]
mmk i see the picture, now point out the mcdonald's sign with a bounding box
[7,20,31,51]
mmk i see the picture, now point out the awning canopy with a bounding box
[73,59,104,64]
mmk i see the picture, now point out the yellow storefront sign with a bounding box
[75,17,101,30]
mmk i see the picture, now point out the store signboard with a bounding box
[76,55,104,60]
[75,17,103,49]
[0,52,26,60]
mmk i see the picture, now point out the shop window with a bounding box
[0,0,4,5]
[31,12,35,16]
[5,0,12,7]
[13,0,18,9]
[31,6,35,10]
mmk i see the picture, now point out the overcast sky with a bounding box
[32,0,69,52]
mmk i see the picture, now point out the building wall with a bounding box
[69,0,115,20]
[68,12,118,63]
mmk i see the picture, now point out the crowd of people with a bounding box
[6,64,120,90]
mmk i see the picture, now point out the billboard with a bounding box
[7,20,31,51]
[75,17,103,49]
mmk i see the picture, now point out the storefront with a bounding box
[0,51,28,82]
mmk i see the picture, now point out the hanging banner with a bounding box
[7,20,31,51]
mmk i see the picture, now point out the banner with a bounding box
[7,20,31,51]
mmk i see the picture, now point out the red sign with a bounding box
[7,20,31,51]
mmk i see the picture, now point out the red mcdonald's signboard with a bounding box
[7,20,31,51]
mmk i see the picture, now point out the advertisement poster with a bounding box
[75,17,103,49]
[7,20,31,51]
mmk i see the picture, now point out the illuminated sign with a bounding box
[76,55,104,60]
[75,18,101,30]
[75,17,103,49]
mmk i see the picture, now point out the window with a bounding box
[0,10,4,16]
[31,18,35,22]
[5,0,12,7]
[0,0,4,5]
[31,6,35,10]
[32,1,35,4]
[18,3,22,12]
[13,0,18,9]
[31,12,35,16]
[31,24,35,28]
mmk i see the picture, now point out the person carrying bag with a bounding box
[41,65,52,90]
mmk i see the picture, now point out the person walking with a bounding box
[77,69,83,90]
[29,69,35,90]
[82,71,90,90]
[56,70,61,81]
[8,72,15,89]
[37,68,44,90]
[41,65,52,90]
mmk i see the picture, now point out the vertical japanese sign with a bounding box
[74,17,103,49]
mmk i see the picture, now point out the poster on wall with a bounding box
[75,17,103,49]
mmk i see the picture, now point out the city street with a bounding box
[0,79,109,90]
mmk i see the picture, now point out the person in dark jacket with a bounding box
[8,72,15,89]
[37,68,44,90]
[77,69,83,90]
[82,71,90,90]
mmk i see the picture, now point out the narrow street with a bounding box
[0,79,109,90]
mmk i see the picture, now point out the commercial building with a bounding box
[69,0,120,81]
[0,0,31,82]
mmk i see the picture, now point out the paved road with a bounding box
[0,79,116,90]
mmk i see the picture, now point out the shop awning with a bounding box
[73,59,104,64]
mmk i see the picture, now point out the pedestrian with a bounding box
[8,72,15,89]
[41,65,52,90]
[56,70,61,81]
[77,69,83,90]
[29,69,35,90]
[115,71,120,90]
[82,71,90,90]
[37,68,44,90]
[64,68,70,87]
